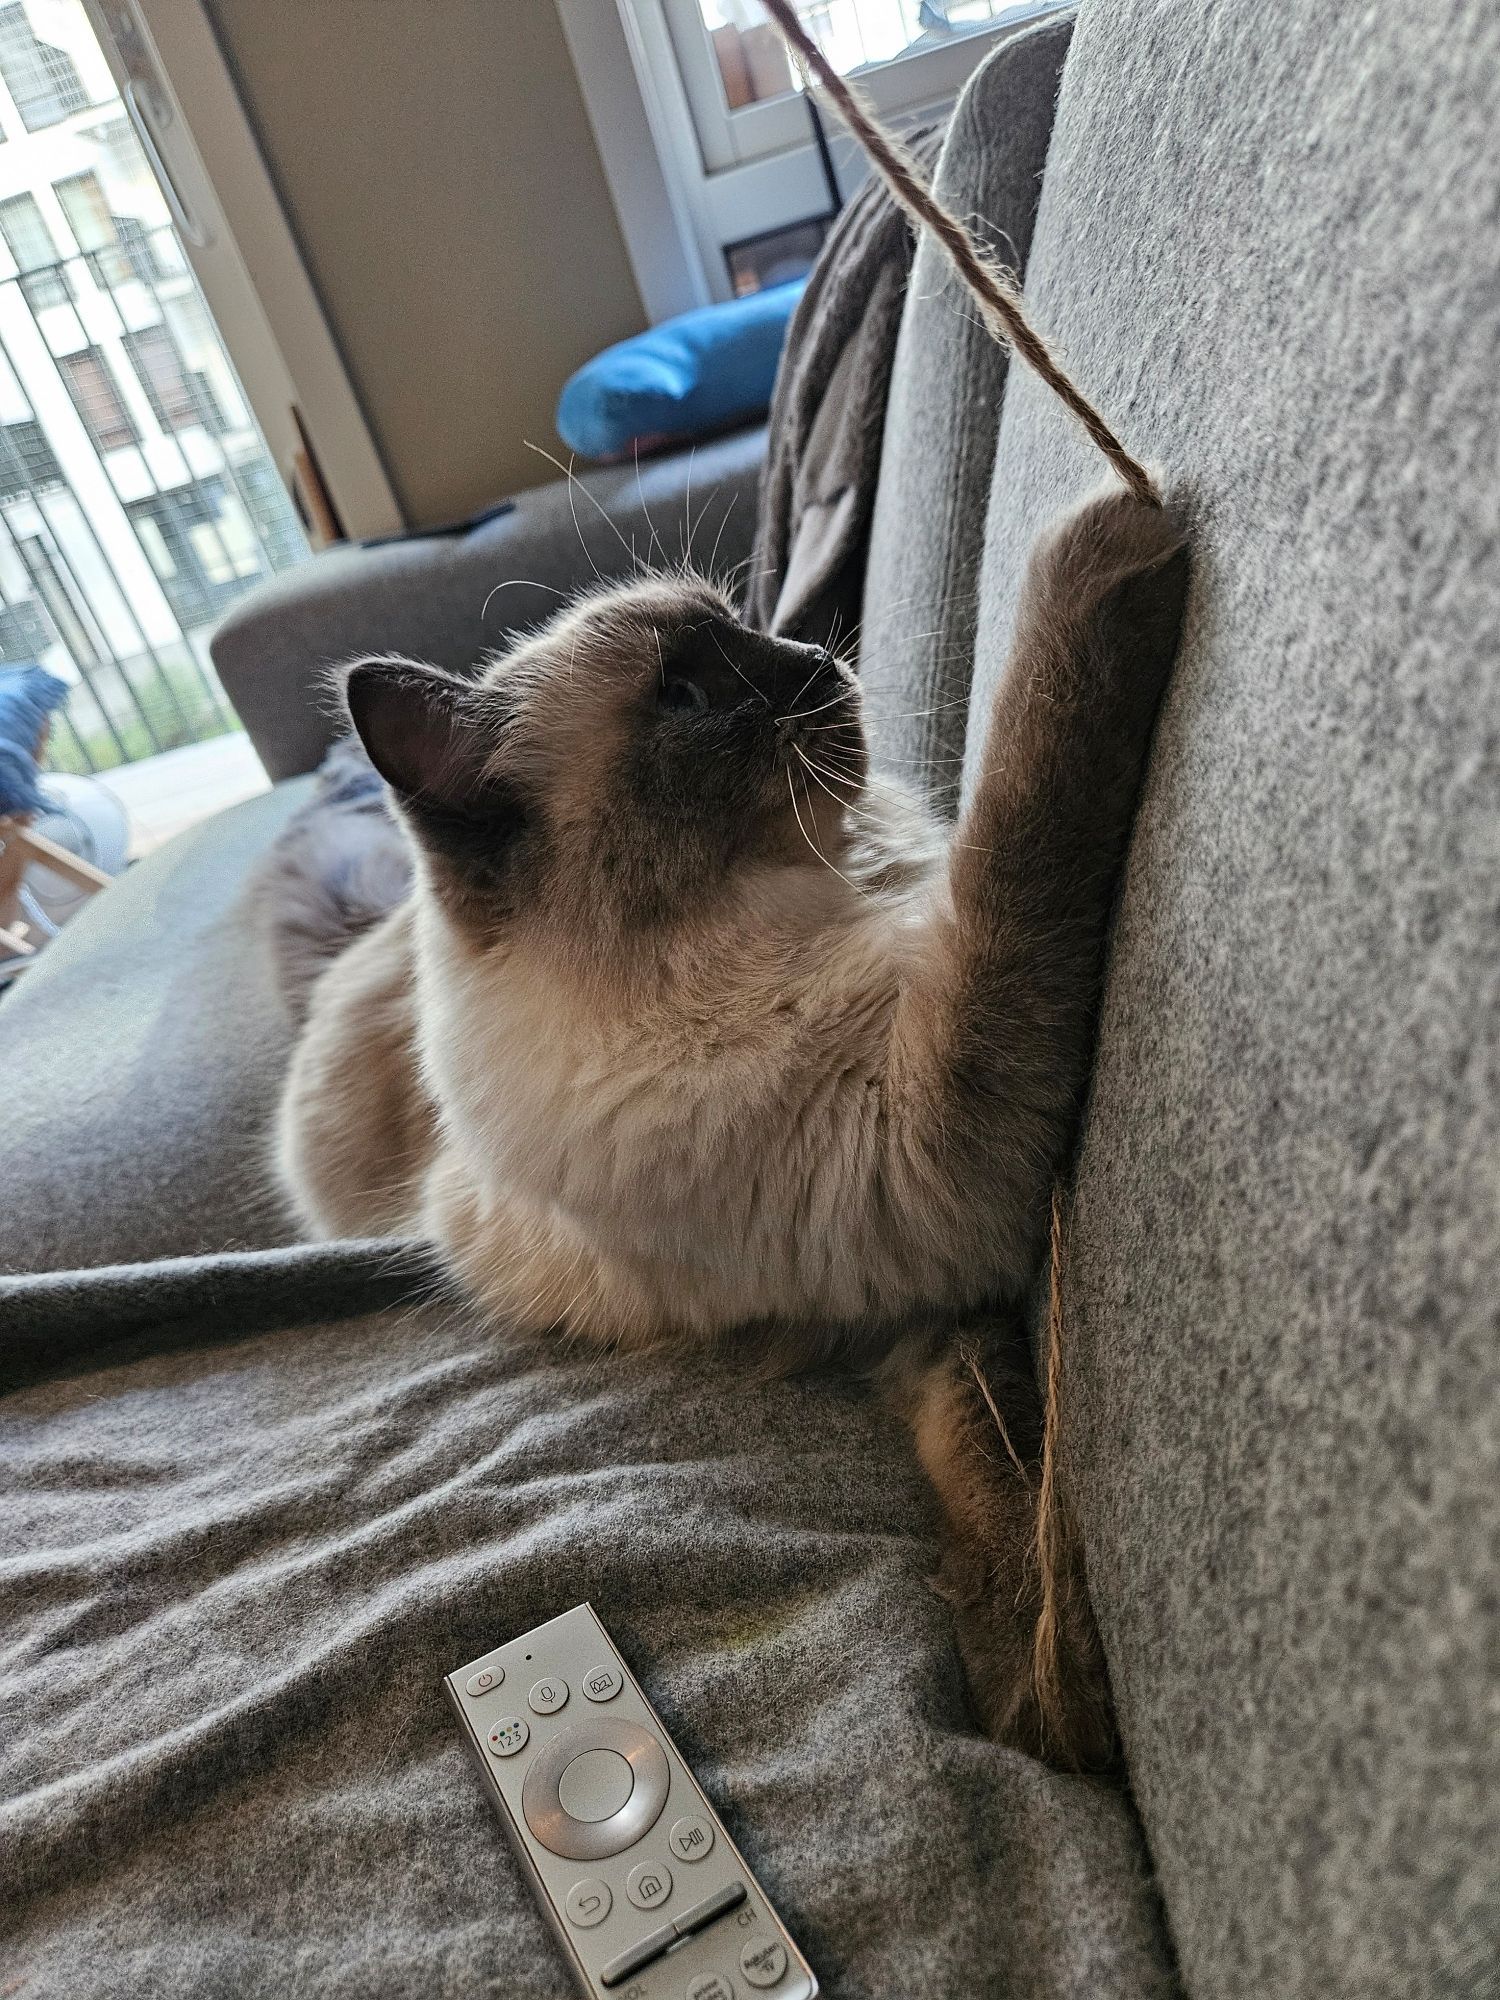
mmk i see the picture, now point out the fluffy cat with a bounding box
[274,486,1188,1763]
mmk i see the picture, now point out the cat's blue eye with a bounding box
[658,676,709,716]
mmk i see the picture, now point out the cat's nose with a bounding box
[774,648,852,736]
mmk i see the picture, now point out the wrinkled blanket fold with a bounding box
[1,1275,1179,1999]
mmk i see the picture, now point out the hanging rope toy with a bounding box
[760,0,1160,508]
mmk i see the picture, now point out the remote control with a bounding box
[445,1604,818,2000]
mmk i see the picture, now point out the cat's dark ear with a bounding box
[343,657,523,870]
[343,657,489,803]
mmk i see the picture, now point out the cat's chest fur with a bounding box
[418,891,915,1238]
[406,836,951,1339]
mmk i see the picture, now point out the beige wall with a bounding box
[206,0,646,528]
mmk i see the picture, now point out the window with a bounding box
[0,2,89,132]
[726,216,829,295]
[697,0,1018,107]
[18,533,98,666]
[0,191,67,308]
[658,0,1049,172]
[58,346,138,450]
[53,169,127,283]
[114,212,169,285]
[86,114,150,193]
[127,479,265,627]
[0,418,64,500]
[0,591,51,661]
[122,322,201,431]
[580,0,1066,306]
[236,458,305,572]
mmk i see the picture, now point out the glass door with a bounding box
[0,0,305,803]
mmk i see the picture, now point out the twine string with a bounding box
[761,0,1160,507]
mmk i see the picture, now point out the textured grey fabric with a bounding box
[214,427,768,780]
[0,781,312,1276]
[1,1286,1178,1999]
[0,1240,435,1390]
[965,2,1500,1993]
[860,15,1071,808]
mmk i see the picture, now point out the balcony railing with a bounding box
[0,219,306,776]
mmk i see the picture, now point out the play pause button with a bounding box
[668,1815,715,1862]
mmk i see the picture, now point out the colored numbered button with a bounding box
[486,1716,530,1758]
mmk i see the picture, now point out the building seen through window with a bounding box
[0,0,306,774]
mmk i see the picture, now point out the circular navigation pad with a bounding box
[522,1718,669,1861]
[558,1748,633,1823]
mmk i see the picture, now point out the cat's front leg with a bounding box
[882,486,1190,1291]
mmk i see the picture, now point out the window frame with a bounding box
[76,0,401,539]
[57,342,141,450]
[560,0,1071,311]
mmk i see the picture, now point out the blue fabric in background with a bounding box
[557,280,805,461]
[0,665,68,817]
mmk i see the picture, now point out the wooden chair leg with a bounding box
[14,823,112,894]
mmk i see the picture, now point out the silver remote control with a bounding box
[446,1604,818,2000]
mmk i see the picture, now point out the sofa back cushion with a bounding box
[963,2,1500,1992]
[860,14,1071,808]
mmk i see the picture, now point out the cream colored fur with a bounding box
[278,769,971,1345]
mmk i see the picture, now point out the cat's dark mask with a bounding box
[342,575,866,932]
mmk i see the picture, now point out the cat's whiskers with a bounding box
[785,764,867,901]
[793,745,858,817]
[783,645,833,719]
[633,442,668,571]
[777,683,856,727]
[804,689,973,729]
[706,491,740,586]
[524,439,644,582]
[480,576,571,624]
[679,443,700,567]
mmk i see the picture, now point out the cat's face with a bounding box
[343,574,866,937]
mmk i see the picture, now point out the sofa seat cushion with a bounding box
[212,428,768,782]
[0,1268,1178,1998]
[964,2,1500,1993]
[0,780,312,1276]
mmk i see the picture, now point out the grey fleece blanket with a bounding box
[0,1246,1177,1999]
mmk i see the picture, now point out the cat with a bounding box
[273,485,1189,1764]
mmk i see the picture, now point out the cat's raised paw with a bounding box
[1034,481,1187,611]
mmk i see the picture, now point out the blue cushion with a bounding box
[0,665,68,817]
[557,280,805,460]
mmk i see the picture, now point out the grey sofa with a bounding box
[3,5,1496,1997]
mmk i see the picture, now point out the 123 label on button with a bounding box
[486,1717,529,1757]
